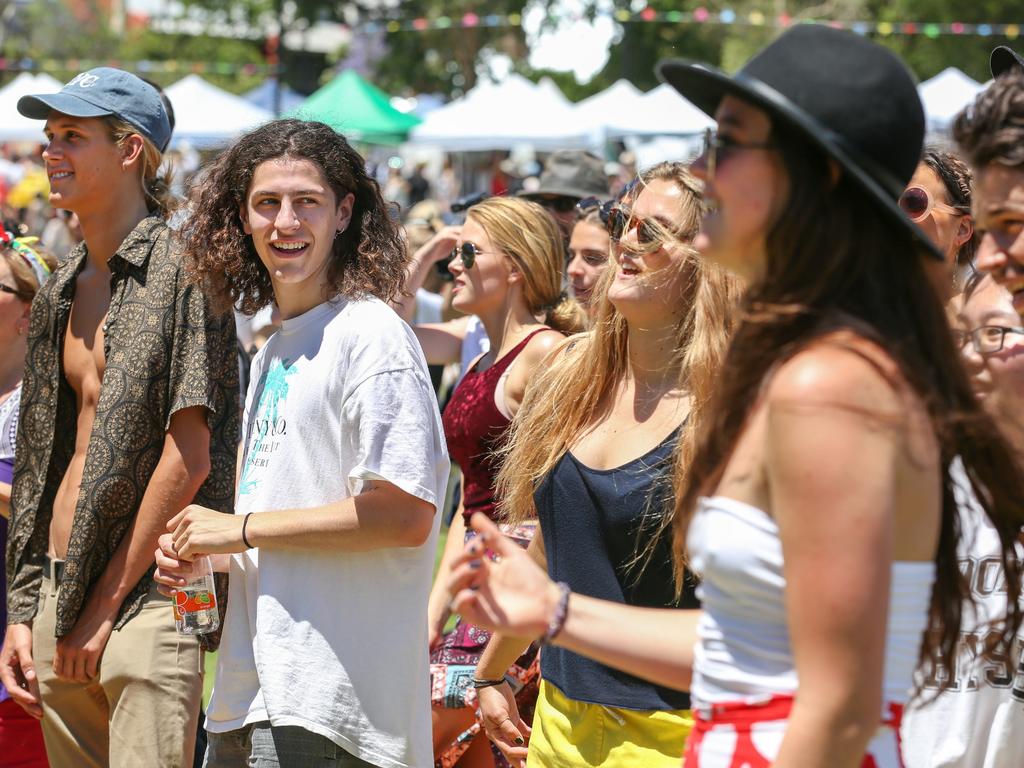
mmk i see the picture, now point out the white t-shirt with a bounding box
[901,460,1024,768]
[205,297,450,768]
[414,288,443,325]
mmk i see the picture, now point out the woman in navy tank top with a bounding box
[467,163,741,767]
[448,28,1024,768]
[427,197,586,767]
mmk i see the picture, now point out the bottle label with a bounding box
[173,589,218,618]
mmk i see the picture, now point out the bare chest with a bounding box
[63,274,110,403]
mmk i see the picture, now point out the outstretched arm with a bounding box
[450,514,699,693]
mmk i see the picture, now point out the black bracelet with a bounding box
[241,513,254,549]
[471,677,508,690]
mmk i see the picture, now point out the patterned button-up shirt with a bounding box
[5,217,239,646]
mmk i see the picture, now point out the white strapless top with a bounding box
[687,495,936,708]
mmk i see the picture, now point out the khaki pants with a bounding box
[32,568,203,768]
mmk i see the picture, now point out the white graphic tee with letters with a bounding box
[206,297,449,768]
[901,460,1024,768]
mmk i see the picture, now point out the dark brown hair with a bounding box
[675,120,1024,685]
[180,119,406,315]
[922,148,977,271]
[953,71,1024,170]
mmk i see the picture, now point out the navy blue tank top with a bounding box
[535,427,699,711]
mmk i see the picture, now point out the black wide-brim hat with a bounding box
[991,45,1024,78]
[658,24,941,260]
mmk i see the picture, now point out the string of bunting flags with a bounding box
[0,7,1018,76]
[368,9,1013,38]
[0,59,271,75]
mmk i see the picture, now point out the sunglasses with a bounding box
[898,186,971,223]
[576,196,617,227]
[702,128,775,180]
[952,324,1024,356]
[604,206,687,250]
[449,242,502,270]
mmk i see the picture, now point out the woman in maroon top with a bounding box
[428,197,585,767]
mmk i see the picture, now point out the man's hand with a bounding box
[153,532,199,598]
[169,505,246,560]
[54,597,115,683]
[0,623,42,719]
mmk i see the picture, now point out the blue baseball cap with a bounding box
[17,68,171,151]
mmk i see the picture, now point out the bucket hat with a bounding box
[520,150,609,201]
[658,25,940,259]
[18,68,171,152]
[991,46,1024,78]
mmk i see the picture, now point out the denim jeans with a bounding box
[204,722,376,768]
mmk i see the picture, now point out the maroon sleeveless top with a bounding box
[442,328,555,523]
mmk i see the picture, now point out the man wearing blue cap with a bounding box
[0,68,238,767]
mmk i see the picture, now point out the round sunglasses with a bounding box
[898,186,970,223]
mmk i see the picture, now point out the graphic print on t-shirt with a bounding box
[239,358,297,496]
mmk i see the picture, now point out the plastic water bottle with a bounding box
[172,555,220,635]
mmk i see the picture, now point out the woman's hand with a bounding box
[412,225,462,266]
[448,513,561,638]
[478,682,530,767]
[168,505,247,560]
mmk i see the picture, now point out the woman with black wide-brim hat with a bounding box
[444,25,1024,767]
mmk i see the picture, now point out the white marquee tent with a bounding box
[409,74,589,150]
[165,75,273,148]
[918,67,985,134]
[0,73,65,142]
[633,84,714,137]
[572,80,713,140]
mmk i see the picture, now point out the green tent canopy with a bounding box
[291,70,421,145]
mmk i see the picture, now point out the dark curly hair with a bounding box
[180,119,406,315]
[953,71,1024,170]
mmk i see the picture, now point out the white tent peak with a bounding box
[164,75,273,148]
[535,77,570,107]
[0,72,67,141]
[918,67,984,132]
[410,73,587,150]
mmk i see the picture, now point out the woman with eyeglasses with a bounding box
[447,26,1024,768]
[468,162,740,768]
[0,232,55,768]
[900,273,1024,768]
[427,197,586,768]
[566,199,614,313]
[899,149,976,297]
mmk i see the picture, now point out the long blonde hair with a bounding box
[497,163,742,591]
[466,196,586,335]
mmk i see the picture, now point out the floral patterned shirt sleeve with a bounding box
[5,217,239,650]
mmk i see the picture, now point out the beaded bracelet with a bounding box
[543,581,572,644]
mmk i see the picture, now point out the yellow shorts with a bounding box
[526,680,693,768]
